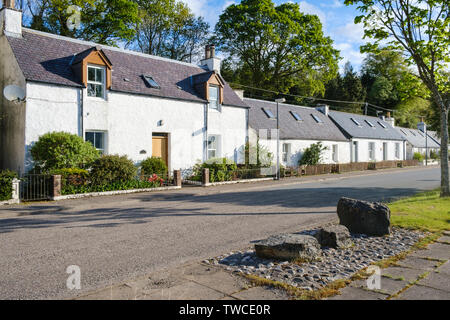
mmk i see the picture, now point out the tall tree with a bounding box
[26,0,139,46]
[361,48,429,109]
[130,0,209,62]
[345,0,450,196]
[214,0,339,99]
[324,62,365,113]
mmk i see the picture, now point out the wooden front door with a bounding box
[152,134,168,166]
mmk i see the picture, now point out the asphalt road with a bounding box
[0,166,440,299]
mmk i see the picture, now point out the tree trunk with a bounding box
[439,107,450,197]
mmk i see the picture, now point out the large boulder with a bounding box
[315,225,353,248]
[337,197,391,236]
[254,234,321,261]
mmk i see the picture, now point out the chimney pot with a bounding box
[5,0,15,8]
[205,45,211,60]
[210,44,216,58]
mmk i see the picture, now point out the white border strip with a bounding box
[0,199,20,206]
[52,186,181,201]
[203,177,274,187]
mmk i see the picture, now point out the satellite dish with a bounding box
[3,85,26,103]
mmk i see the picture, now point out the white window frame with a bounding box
[87,65,106,99]
[282,143,290,163]
[207,135,221,160]
[85,131,107,155]
[368,142,375,161]
[209,85,220,110]
[395,143,400,159]
[332,144,339,162]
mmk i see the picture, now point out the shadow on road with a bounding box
[0,185,421,234]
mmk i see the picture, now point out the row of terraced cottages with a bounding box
[0,5,442,175]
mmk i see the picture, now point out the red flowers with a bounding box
[147,174,164,184]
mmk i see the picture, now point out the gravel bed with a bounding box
[204,227,426,291]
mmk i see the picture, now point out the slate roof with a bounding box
[328,111,405,141]
[244,98,348,142]
[395,127,441,148]
[6,29,247,108]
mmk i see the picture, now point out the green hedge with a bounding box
[0,170,18,201]
[141,157,168,175]
[192,158,238,182]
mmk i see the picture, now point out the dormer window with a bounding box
[87,65,106,98]
[209,85,220,109]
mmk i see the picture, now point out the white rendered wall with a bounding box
[249,129,351,166]
[351,138,404,162]
[24,82,80,171]
[208,106,248,164]
[23,83,247,175]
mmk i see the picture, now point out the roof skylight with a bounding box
[311,114,323,123]
[291,111,302,121]
[351,118,361,126]
[378,121,387,129]
[142,75,160,89]
[263,108,275,119]
[365,120,375,127]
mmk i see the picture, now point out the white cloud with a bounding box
[332,22,366,44]
[298,1,327,25]
[320,0,344,8]
[335,42,366,72]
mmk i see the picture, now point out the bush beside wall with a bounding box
[0,170,18,201]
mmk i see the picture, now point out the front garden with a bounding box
[28,132,173,197]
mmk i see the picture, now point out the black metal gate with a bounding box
[19,174,52,201]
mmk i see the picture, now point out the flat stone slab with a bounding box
[350,277,408,296]
[436,261,450,275]
[393,285,450,300]
[397,256,441,271]
[141,281,226,300]
[438,235,450,243]
[411,243,450,260]
[231,286,290,300]
[255,234,321,261]
[381,266,425,282]
[326,286,388,300]
[417,272,450,292]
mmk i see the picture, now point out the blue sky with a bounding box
[184,0,367,72]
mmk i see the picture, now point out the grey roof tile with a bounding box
[245,98,348,141]
[328,111,404,141]
[395,127,440,148]
[6,29,247,108]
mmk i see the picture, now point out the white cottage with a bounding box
[395,123,441,160]
[328,111,405,162]
[245,98,351,166]
[0,4,248,175]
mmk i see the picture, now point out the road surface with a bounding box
[0,166,440,299]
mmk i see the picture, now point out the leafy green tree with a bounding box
[130,0,209,62]
[27,0,139,46]
[299,142,328,166]
[395,97,434,128]
[324,62,365,113]
[361,48,429,109]
[30,132,99,171]
[345,0,450,197]
[214,0,339,98]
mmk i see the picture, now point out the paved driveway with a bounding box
[0,166,440,299]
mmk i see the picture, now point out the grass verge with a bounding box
[389,189,450,232]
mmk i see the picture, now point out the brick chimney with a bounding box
[385,111,395,127]
[201,44,221,74]
[1,0,22,38]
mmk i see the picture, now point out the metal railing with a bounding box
[20,174,52,201]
